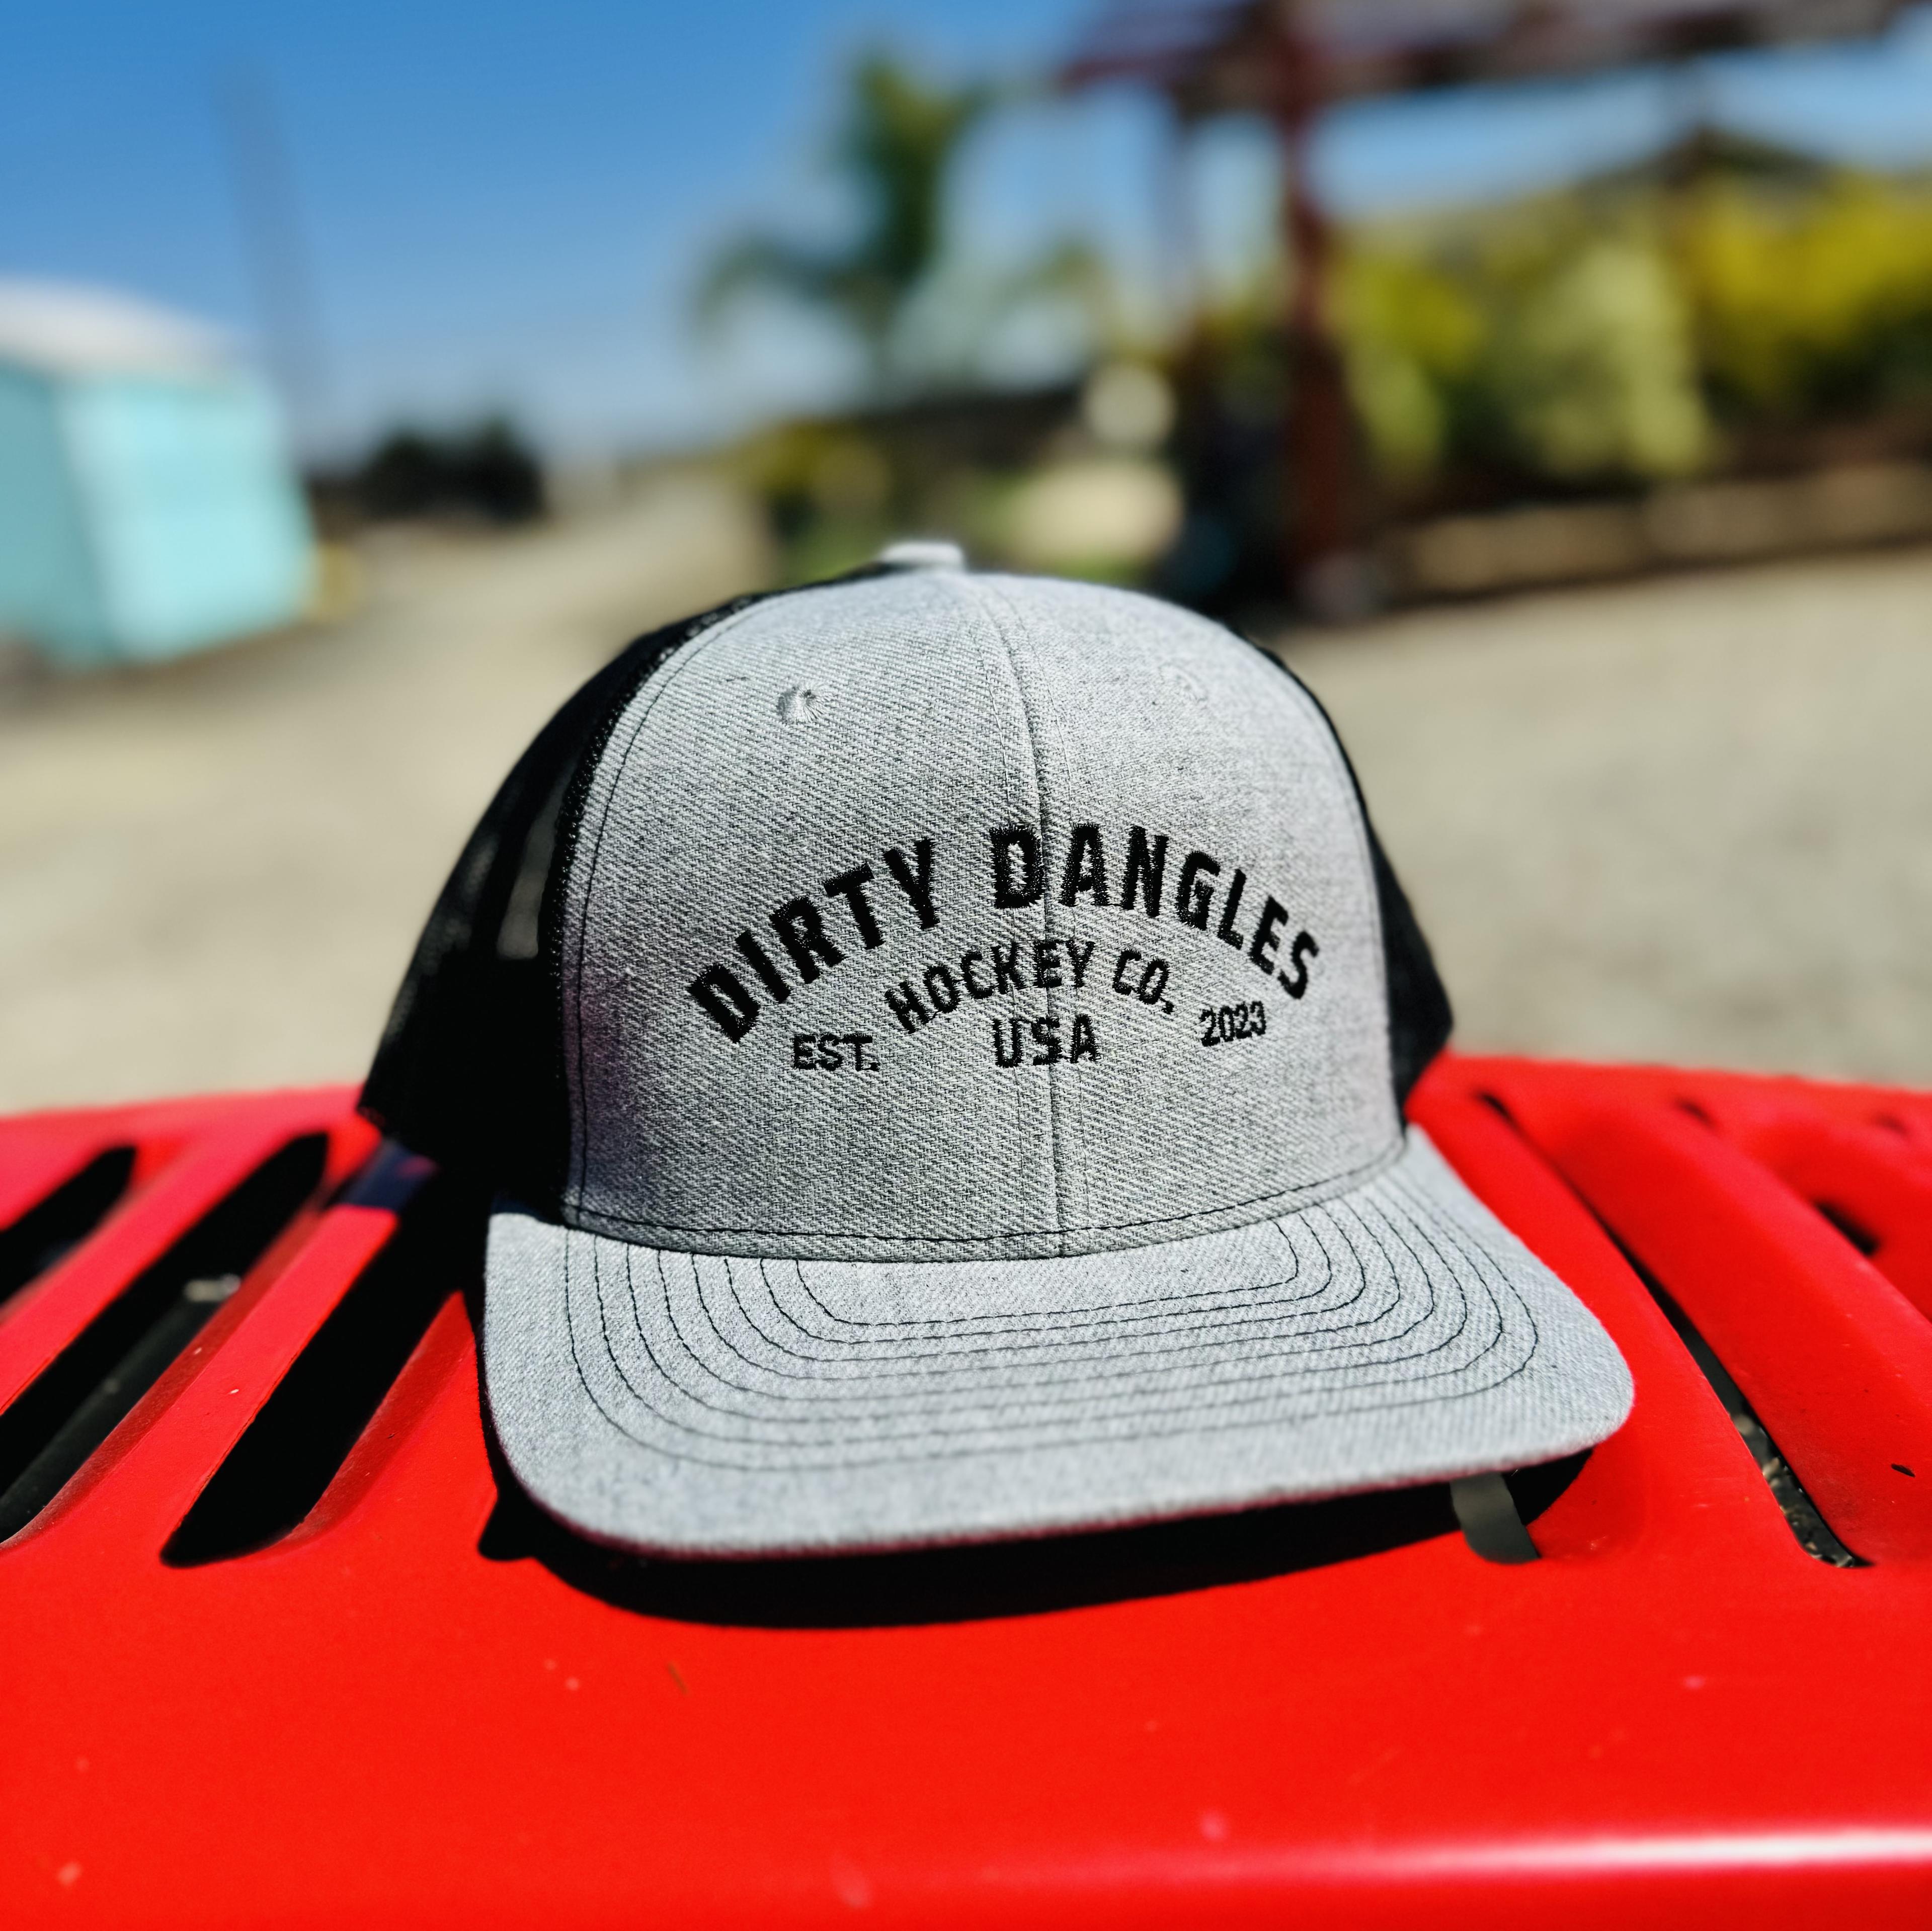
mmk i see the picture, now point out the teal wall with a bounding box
[0,366,103,653]
[0,363,312,666]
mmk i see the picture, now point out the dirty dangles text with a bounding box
[685,823,1319,1044]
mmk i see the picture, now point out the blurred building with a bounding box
[0,280,312,667]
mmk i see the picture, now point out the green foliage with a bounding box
[1495,237,1709,477]
[698,54,998,389]
[1338,199,1709,490]
[700,52,1124,397]
[730,419,897,579]
[1679,174,1932,421]
[1334,251,1484,478]
[1333,167,1932,493]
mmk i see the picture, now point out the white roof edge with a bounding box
[0,278,235,378]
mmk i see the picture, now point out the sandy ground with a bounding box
[0,474,771,1114]
[2,500,1928,1115]
[1283,548,1932,1088]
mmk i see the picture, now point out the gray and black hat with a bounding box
[363,547,1631,1556]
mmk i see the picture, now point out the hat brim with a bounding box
[481,1128,1632,1557]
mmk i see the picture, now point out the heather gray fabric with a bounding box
[556,569,1392,1260]
[486,1128,1632,1553]
[485,564,1632,1554]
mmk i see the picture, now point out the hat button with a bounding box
[874,539,965,571]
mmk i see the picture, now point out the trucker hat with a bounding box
[362,546,1632,1556]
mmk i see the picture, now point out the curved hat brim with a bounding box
[481,1127,1632,1557]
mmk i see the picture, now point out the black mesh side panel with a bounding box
[358,593,774,1207]
[1363,821,1454,1105]
[1242,639,1454,1110]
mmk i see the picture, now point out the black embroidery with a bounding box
[734,930,790,1003]
[989,825,1044,908]
[1279,931,1320,999]
[922,963,961,1014]
[1215,866,1249,952]
[690,966,758,1042]
[1176,850,1219,930]
[884,980,931,1034]
[1059,823,1110,908]
[822,864,884,948]
[881,840,940,929]
[1249,896,1289,972]
[1121,825,1167,918]
[770,897,844,983]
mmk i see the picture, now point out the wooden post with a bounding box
[1158,100,1199,346]
[1272,25,1354,604]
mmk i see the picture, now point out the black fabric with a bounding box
[358,592,778,1209]
[1364,817,1455,1105]
[1243,639,1454,1110]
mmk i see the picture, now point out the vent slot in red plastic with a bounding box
[0,1145,136,1311]
[163,1150,477,1566]
[1475,1090,1868,1568]
[0,1135,328,1542]
[1639,1264,1867,1569]
[1813,1198,1882,1257]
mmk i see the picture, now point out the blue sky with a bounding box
[6,2,1930,458]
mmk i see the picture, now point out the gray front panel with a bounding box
[558,571,1397,1261]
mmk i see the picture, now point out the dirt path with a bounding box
[0,475,770,1112]
[1283,546,1932,1086]
[3,524,1927,1112]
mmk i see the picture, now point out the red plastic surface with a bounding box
[4,1057,1932,1927]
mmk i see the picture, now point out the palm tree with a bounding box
[699,54,999,392]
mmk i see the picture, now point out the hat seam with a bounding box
[950,571,1072,1250]
[1239,632,1450,1108]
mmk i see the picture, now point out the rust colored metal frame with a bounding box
[1062,0,1907,601]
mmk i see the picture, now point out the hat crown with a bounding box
[555,570,1399,1263]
